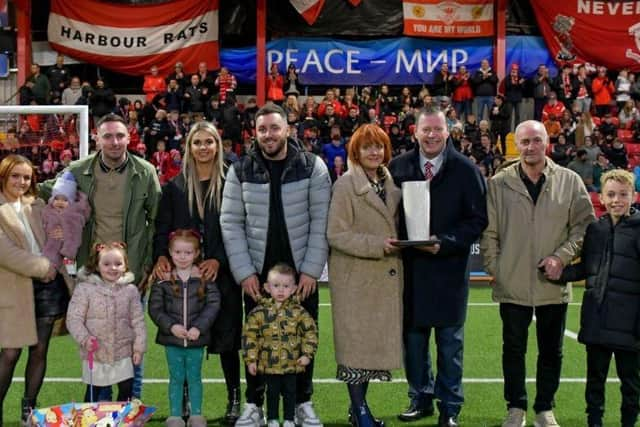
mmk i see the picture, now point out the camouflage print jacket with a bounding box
[242,296,318,374]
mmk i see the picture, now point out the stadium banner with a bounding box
[47,0,219,76]
[221,37,494,85]
[531,0,640,72]
[403,0,494,38]
[268,0,402,36]
[290,0,326,25]
[220,36,555,85]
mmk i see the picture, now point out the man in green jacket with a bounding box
[40,113,161,399]
[41,113,161,285]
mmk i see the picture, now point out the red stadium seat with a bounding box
[382,115,397,133]
[618,129,633,143]
[611,117,620,127]
[625,142,640,155]
[589,192,606,217]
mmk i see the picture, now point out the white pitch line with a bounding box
[318,303,582,307]
[532,315,580,341]
[13,377,619,384]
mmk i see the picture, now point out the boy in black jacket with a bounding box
[554,169,640,427]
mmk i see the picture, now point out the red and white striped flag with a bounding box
[403,0,494,38]
[47,0,218,76]
[290,0,326,25]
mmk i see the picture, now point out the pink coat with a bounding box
[41,192,91,267]
[66,270,146,364]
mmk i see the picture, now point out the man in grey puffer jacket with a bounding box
[221,104,331,427]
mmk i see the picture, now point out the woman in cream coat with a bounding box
[0,155,62,425]
[327,124,403,427]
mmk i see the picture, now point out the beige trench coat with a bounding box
[0,193,52,348]
[327,165,403,370]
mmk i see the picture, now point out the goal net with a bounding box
[0,105,89,181]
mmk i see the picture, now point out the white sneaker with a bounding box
[294,402,323,427]
[235,403,267,427]
[282,421,295,427]
[502,408,526,427]
[267,420,280,427]
[534,410,560,427]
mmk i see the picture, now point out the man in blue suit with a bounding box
[389,106,488,427]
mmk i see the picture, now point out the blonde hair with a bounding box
[182,121,225,218]
[600,169,636,193]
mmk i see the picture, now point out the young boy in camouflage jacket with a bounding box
[242,263,318,427]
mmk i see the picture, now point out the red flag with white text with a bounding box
[290,0,326,25]
[403,0,494,38]
[47,0,219,76]
[531,0,640,71]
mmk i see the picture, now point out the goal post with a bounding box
[0,104,90,159]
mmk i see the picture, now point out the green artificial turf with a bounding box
[2,285,626,426]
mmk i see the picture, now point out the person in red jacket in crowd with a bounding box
[317,88,344,118]
[143,65,167,104]
[592,66,615,117]
[266,63,285,103]
[541,92,567,122]
[452,65,473,121]
[161,149,182,184]
[126,110,142,153]
[215,67,237,105]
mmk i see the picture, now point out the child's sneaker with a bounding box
[267,420,280,427]
[166,416,186,427]
[187,415,207,427]
[235,403,266,427]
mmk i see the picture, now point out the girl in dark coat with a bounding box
[149,229,220,427]
[153,121,243,424]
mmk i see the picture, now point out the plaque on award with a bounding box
[392,181,440,247]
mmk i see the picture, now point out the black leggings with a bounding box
[0,316,56,407]
[85,378,134,403]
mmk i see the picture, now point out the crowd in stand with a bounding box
[5,54,640,204]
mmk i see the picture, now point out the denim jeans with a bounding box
[500,303,567,413]
[475,96,494,120]
[404,325,464,417]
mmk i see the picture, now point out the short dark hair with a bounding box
[96,113,127,130]
[415,105,445,126]
[255,104,287,122]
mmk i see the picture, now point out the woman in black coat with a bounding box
[153,121,242,424]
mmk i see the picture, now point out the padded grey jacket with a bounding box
[221,143,331,284]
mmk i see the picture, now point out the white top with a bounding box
[10,200,41,255]
[82,357,133,387]
[419,149,445,178]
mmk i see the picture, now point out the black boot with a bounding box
[350,403,377,427]
[224,387,241,425]
[349,406,384,427]
[21,398,35,425]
